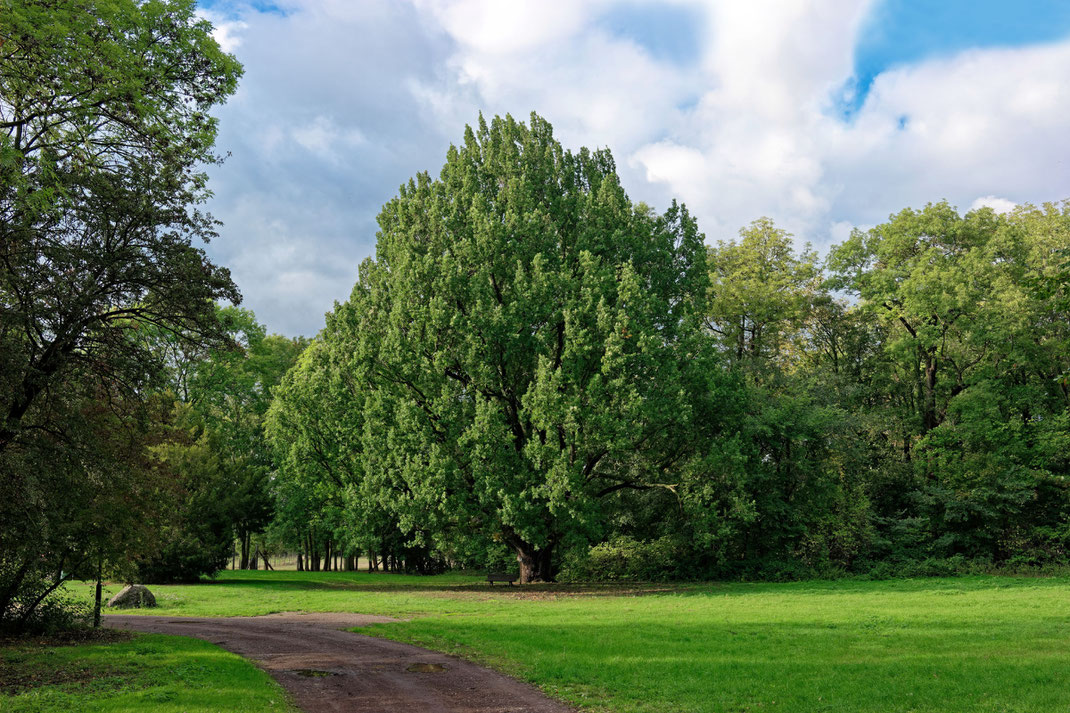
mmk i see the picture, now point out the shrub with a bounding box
[560,536,688,582]
[1,591,92,635]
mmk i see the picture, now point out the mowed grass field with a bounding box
[44,571,1070,713]
[0,632,296,713]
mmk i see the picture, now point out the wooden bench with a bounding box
[486,572,518,585]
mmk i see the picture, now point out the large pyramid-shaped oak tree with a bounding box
[335,113,723,582]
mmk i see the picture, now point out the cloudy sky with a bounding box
[196,0,1070,336]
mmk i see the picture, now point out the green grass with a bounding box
[71,571,1070,713]
[0,632,297,712]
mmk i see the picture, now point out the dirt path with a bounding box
[105,612,573,713]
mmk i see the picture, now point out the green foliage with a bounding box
[826,201,1070,564]
[0,0,243,450]
[135,406,235,583]
[706,218,821,370]
[0,0,242,627]
[266,338,377,568]
[700,221,875,576]
[0,394,180,632]
[137,308,307,582]
[3,0,1057,598]
[269,113,749,582]
[2,590,92,635]
[559,535,687,582]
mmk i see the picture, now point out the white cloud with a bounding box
[195,0,1070,335]
[291,116,366,160]
[622,0,873,238]
[412,0,594,54]
[409,10,698,157]
[621,4,1070,245]
[632,141,707,188]
[198,9,247,53]
[970,196,1017,214]
[196,0,460,336]
[828,220,857,246]
[824,42,1070,227]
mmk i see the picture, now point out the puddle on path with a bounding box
[293,669,338,677]
[407,663,448,673]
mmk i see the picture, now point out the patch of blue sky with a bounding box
[197,0,289,19]
[838,0,1070,118]
[596,1,705,66]
[676,94,701,113]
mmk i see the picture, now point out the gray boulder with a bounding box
[106,584,157,609]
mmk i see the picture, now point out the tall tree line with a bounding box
[267,114,1070,582]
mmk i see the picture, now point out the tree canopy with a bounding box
[268,113,750,582]
[0,0,243,630]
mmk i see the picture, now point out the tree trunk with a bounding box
[240,532,250,570]
[250,546,259,570]
[16,560,73,632]
[921,349,939,434]
[310,534,320,572]
[515,542,553,583]
[297,553,303,571]
[93,549,103,628]
[0,558,31,621]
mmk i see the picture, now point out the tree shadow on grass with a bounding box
[677,573,1070,599]
[195,574,693,598]
[190,571,1070,601]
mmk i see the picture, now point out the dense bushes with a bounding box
[12,594,93,635]
[561,545,1070,584]
[135,530,232,585]
[560,537,690,582]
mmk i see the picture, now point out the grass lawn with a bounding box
[0,631,297,712]
[68,571,1070,713]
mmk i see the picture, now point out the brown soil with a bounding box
[105,613,574,713]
